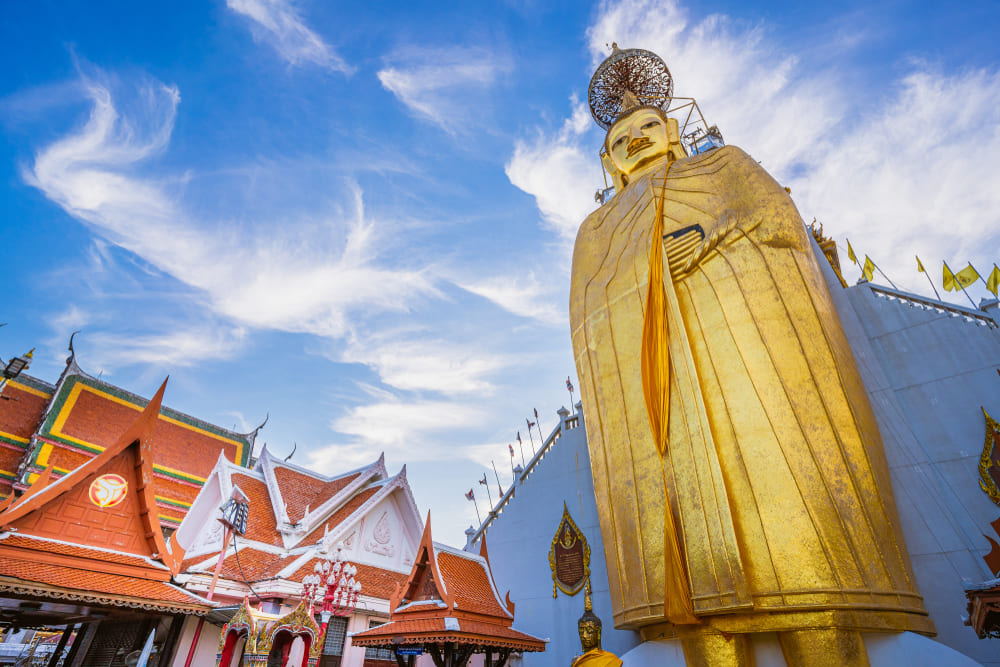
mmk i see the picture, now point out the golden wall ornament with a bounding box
[549,502,591,598]
[978,408,1000,505]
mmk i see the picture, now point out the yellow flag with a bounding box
[916,256,925,273]
[943,262,959,292]
[847,240,857,264]
[956,263,980,289]
[988,265,1000,297]
[862,256,875,282]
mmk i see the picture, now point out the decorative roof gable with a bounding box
[0,379,177,573]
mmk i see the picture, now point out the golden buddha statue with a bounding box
[569,46,933,665]
[572,585,622,667]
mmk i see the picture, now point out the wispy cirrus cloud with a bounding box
[23,71,438,362]
[342,333,510,396]
[226,0,351,72]
[378,46,511,130]
[455,271,564,324]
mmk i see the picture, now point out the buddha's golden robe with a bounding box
[571,649,623,667]
[570,146,932,633]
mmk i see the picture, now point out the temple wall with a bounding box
[466,411,641,666]
[817,239,1000,666]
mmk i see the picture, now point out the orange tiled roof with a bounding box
[273,466,360,523]
[436,550,507,618]
[300,487,379,545]
[54,386,243,478]
[231,473,281,546]
[0,555,208,610]
[350,617,544,651]
[0,381,50,443]
[0,534,162,569]
[0,446,24,483]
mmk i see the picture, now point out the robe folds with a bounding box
[569,146,932,633]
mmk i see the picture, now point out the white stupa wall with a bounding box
[817,239,1000,666]
[465,411,641,667]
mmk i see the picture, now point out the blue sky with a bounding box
[2,0,999,546]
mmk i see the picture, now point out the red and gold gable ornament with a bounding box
[89,473,128,508]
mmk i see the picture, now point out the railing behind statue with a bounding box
[467,404,583,548]
[865,282,998,329]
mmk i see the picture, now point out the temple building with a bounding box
[171,446,424,666]
[0,343,256,533]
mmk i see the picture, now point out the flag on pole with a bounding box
[862,256,875,282]
[916,256,925,273]
[478,475,488,486]
[509,444,515,458]
[957,263,981,288]
[944,262,979,291]
[988,265,1000,297]
[566,377,574,392]
[526,418,535,428]
[534,407,539,420]
[847,239,858,265]
[465,489,474,501]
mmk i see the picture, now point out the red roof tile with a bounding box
[0,446,24,478]
[231,473,281,546]
[0,382,50,443]
[300,487,379,545]
[436,551,506,618]
[273,467,361,523]
[54,386,244,478]
[0,534,161,569]
[0,555,207,609]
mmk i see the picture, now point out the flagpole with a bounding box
[509,447,515,477]
[491,460,504,498]
[871,260,898,289]
[470,493,482,526]
[534,408,543,441]
[525,420,537,455]
[918,256,942,301]
[480,473,493,507]
[516,433,525,467]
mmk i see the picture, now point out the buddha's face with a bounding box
[605,108,671,176]
[579,621,600,651]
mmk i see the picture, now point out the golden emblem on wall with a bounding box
[978,408,1000,505]
[549,502,590,598]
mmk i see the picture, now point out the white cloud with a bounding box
[342,334,509,395]
[226,0,351,72]
[378,47,510,130]
[456,271,564,324]
[24,74,439,340]
[505,99,604,240]
[85,325,248,371]
[307,398,489,469]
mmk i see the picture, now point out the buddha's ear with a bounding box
[601,151,627,192]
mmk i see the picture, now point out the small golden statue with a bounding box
[570,45,933,665]
[572,585,622,667]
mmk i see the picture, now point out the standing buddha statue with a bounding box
[569,45,932,666]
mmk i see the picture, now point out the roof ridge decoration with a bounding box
[258,446,294,532]
[293,455,389,540]
[0,378,181,574]
[395,511,455,613]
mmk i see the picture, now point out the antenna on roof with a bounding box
[285,442,297,462]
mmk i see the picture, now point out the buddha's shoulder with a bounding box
[667,144,757,179]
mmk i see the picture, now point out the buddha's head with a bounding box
[577,585,602,652]
[605,106,675,177]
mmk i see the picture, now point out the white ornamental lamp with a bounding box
[303,544,363,646]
